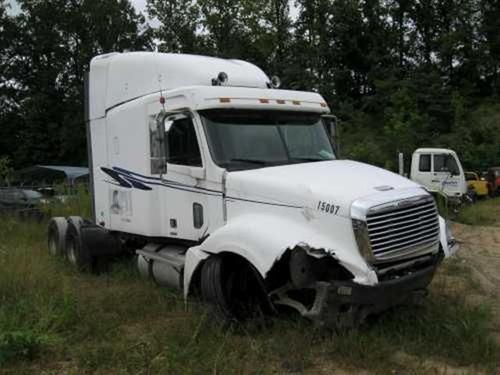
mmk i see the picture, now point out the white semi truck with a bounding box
[48,52,458,327]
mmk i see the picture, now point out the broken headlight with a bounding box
[352,219,373,262]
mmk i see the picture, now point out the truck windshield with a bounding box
[201,110,336,171]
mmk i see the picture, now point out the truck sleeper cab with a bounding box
[48,52,459,327]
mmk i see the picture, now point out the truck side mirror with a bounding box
[322,115,339,156]
[156,112,172,175]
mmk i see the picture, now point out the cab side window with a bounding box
[433,155,446,172]
[168,116,202,167]
[419,154,431,172]
[434,154,459,174]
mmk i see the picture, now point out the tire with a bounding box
[65,216,94,272]
[200,254,273,322]
[47,217,68,257]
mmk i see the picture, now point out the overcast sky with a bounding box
[5,0,20,14]
[131,0,147,14]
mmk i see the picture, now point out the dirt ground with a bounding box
[452,223,500,346]
[307,222,500,375]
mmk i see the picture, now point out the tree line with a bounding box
[1,0,499,173]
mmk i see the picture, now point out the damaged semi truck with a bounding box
[48,52,459,327]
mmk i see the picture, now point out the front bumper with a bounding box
[303,261,440,328]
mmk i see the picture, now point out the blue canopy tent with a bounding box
[13,165,89,187]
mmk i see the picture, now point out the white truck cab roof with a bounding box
[414,148,456,154]
[89,52,329,120]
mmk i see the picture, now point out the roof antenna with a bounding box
[155,52,166,110]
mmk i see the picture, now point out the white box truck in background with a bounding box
[409,148,467,202]
[48,52,458,327]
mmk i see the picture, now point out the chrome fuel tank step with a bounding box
[137,243,187,290]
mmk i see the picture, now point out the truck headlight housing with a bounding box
[352,219,374,262]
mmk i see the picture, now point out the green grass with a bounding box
[41,183,92,219]
[455,197,500,226]
[0,217,498,374]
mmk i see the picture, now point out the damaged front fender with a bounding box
[182,213,441,328]
[439,215,459,257]
[183,213,377,298]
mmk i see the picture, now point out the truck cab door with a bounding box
[411,153,433,190]
[432,153,465,197]
[160,113,208,241]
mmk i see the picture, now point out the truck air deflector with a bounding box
[89,52,271,119]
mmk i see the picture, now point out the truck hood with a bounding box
[225,160,420,218]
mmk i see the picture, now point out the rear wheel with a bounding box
[201,254,273,323]
[47,217,68,257]
[65,216,94,272]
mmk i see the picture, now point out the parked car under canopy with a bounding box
[12,165,89,187]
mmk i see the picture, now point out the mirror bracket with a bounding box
[321,114,339,156]
[155,108,194,177]
[155,110,168,176]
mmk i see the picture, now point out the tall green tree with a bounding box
[480,0,500,95]
[0,1,23,161]
[1,0,499,172]
[291,0,334,93]
[2,0,152,168]
[263,0,292,78]
[147,0,206,53]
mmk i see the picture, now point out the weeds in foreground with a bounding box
[455,197,500,226]
[0,218,498,374]
[41,183,92,219]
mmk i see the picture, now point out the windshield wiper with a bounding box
[230,158,270,165]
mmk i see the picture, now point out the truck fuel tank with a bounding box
[137,244,187,290]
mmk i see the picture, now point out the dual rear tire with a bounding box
[47,216,94,272]
[48,217,67,257]
[48,218,272,321]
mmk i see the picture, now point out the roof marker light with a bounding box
[219,98,231,103]
[218,71,228,84]
[320,102,327,107]
[276,99,285,104]
[259,98,269,103]
[159,96,165,104]
[212,71,229,86]
[292,100,300,105]
[270,76,281,89]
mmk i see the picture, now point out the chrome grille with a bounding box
[366,196,439,262]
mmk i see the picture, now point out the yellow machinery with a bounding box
[465,172,489,198]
